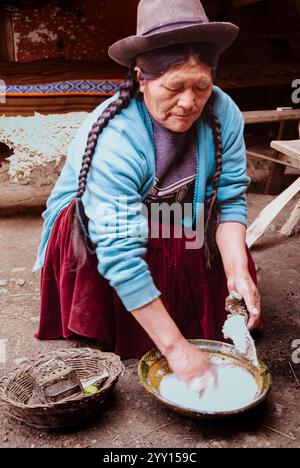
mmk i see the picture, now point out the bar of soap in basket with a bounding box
[82,371,110,395]
[29,358,83,404]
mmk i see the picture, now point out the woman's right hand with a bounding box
[131,298,217,395]
[165,337,217,396]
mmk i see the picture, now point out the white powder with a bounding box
[222,315,259,368]
[159,365,257,412]
[0,112,87,182]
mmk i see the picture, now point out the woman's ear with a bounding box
[134,66,145,93]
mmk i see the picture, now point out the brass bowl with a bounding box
[138,339,272,419]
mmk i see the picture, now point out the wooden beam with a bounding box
[0,10,15,62]
[246,176,300,248]
[271,140,300,161]
[247,150,300,170]
[280,198,300,237]
[265,122,286,195]
[266,140,300,189]
[243,109,300,125]
[0,95,108,116]
[231,0,264,7]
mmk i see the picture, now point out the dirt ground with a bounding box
[0,170,299,448]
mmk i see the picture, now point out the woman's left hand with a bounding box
[227,272,261,331]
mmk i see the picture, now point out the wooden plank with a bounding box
[231,0,264,7]
[277,154,300,171]
[246,176,300,248]
[271,140,300,160]
[265,122,287,195]
[264,164,286,194]
[246,150,300,170]
[0,59,123,85]
[0,96,108,116]
[219,62,300,89]
[280,199,300,237]
[0,11,15,61]
[243,109,300,125]
[268,139,300,170]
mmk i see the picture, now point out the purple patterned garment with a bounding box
[145,113,197,207]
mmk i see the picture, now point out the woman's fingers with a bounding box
[247,307,260,331]
[228,274,261,331]
[189,365,218,397]
[242,287,261,331]
[189,376,206,396]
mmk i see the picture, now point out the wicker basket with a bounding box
[0,348,124,429]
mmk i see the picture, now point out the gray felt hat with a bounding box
[108,0,239,67]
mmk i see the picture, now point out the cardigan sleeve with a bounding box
[205,94,251,227]
[82,124,162,312]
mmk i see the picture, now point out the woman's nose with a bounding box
[177,90,196,111]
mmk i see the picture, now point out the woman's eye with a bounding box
[196,82,211,91]
[166,87,180,92]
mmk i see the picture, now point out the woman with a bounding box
[33,0,262,389]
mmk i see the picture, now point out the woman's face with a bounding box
[135,56,213,133]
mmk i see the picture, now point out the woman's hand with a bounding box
[215,223,261,331]
[227,272,261,331]
[131,298,216,395]
[165,337,217,396]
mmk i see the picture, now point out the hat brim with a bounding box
[108,22,239,67]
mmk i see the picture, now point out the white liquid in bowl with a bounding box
[159,365,258,413]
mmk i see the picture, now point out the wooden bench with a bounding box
[246,176,300,248]
[243,109,300,194]
[270,140,300,169]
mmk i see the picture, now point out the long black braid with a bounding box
[203,93,223,269]
[72,67,138,268]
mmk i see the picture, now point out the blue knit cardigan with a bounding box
[33,86,250,311]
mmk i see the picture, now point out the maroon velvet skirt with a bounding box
[36,198,260,360]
